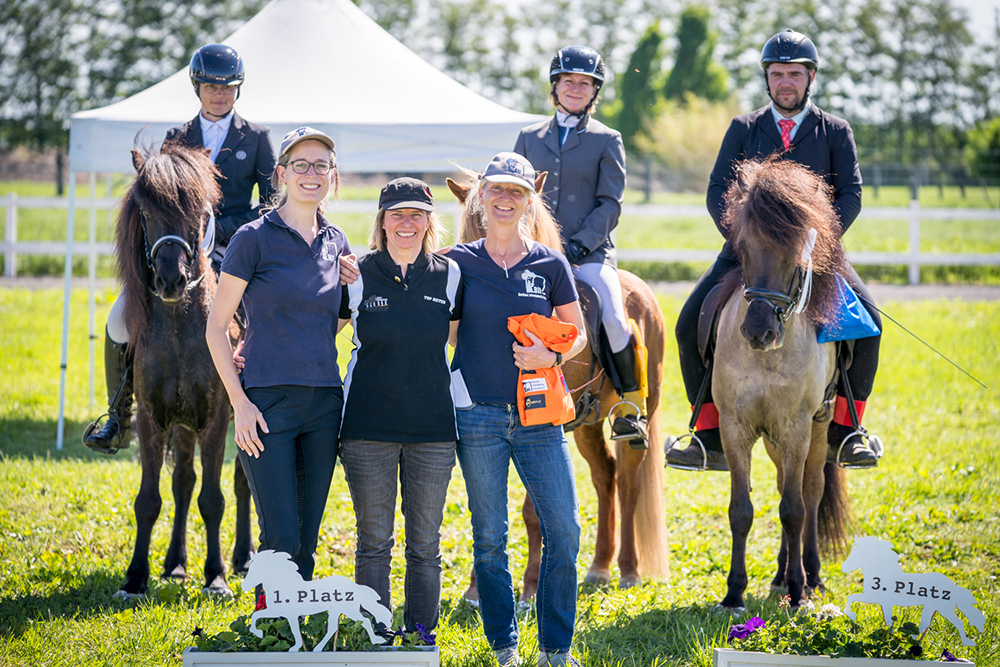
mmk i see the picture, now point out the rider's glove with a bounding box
[565,240,589,265]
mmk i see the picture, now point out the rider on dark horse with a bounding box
[84,44,276,454]
[514,45,649,448]
[666,30,883,471]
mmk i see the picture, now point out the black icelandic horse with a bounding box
[115,142,252,596]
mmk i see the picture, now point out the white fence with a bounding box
[3,195,999,285]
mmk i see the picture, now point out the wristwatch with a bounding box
[552,352,563,367]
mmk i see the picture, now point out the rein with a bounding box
[141,204,215,296]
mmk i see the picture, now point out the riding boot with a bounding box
[83,330,134,454]
[609,338,648,449]
[665,427,729,472]
[828,422,878,468]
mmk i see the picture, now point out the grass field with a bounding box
[1,287,997,666]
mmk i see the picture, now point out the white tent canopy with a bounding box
[69,0,544,173]
[58,0,548,449]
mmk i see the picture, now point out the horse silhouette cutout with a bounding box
[242,550,392,652]
[842,536,985,646]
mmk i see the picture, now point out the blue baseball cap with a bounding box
[481,152,536,193]
[279,127,336,162]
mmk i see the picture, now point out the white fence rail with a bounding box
[3,195,999,284]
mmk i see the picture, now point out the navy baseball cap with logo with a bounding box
[481,152,536,192]
[279,127,336,161]
[378,177,434,212]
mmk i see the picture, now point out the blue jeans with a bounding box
[456,403,581,656]
[340,439,456,632]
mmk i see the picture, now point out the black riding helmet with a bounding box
[190,44,245,99]
[549,45,605,116]
[760,30,817,113]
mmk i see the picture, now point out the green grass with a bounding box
[1,287,998,665]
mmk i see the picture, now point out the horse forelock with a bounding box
[723,157,848,327]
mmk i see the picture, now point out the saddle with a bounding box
[562,279,612,432]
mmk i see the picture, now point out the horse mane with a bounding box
[249,549,302,576]
[853,535,900,563]
[721,156,848,326]
[450,167,563,249]
[117,141,221,349]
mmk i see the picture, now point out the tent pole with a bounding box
[57,169,78,450]
[88,172,97,407]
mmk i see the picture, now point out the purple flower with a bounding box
[414,623,436,646]
[941,649,972,663]
[729,616,765,640]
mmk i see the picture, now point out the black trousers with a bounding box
[239,385,342,580]
[675,249,881,418]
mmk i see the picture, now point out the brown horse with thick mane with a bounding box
[116,142,252,596]
[447,170,669,600]
[713,157,850,610]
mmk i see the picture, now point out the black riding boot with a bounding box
[83,330,134,454]
[609,338,648,449]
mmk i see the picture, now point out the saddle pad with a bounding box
[697,282,730,367]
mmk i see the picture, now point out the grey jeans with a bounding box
[339,439,455,631]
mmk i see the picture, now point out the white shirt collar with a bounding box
[199,111,234,161]
[770,101,811,134]
[555,110,581,129]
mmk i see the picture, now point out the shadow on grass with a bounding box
[0,417,240,462]
[0,569,131,638]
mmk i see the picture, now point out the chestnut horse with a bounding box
[116,143,252,596]
[447,170,669,600]
[713,157,850,610]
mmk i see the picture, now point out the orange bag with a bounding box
[507,314,579,427]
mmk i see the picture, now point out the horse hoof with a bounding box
[202,576,233,598]
[113,589,143,600]
[619,574,642,589]
[162,565,188,580]
[584,570,611,586]
[713,604,745,616]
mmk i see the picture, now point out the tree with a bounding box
[612,22,663,156]
[662,5,728,103]
[966,116,1000,182]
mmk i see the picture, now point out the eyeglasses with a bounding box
[286,159,335,175]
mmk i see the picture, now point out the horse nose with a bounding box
[154,272,187,300]
[740,324,780,350]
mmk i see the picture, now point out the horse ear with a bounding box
[534,171,548,195]
[735,164,749,195]
[446,177,469,204]
[131,150,144,173]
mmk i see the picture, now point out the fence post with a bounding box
[4,193,17,278]
[908,199,921,285]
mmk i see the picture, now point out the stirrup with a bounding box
[608,399,644,441]
[82,414,130,455]
[664,432,709,472]
[834,428,884,469]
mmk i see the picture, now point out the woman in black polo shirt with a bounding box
[206,127,350,582]
[338,178,462,634]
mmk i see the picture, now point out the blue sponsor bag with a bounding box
[817,274,881,343]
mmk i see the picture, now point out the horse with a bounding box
[446,169,669,600]
[115,142,253,596]
[842,536,984,646]
[710,157,851,610]
[242,550,392,652]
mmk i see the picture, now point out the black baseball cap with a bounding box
[378,177,434,212]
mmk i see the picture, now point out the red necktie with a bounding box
[778,119,795,150]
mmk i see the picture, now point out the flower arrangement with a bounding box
[727,597,972,662]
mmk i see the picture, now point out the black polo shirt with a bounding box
[339,249,463,443]
[221,210,351,389]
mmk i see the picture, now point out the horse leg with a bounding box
[615,444,645,588]
[520,495,542,602]
[720,426,755,610]
[574,423,617,585]
[121,410,164,596]
[198,411,231,595]
[801,424,829,594]
[315,614,339,652]
[163,425,196,580]
[765,438,788,596]
[777,425,811,607]
[232,454,254,574]
[288,616,306,652]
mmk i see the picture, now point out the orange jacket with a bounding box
[507,314,579,427]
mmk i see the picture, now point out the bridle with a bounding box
[141,203,215,296]
[741,227,817,323]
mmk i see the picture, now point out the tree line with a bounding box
[2,0,999,192]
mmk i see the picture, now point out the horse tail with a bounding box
[818,461,850,555]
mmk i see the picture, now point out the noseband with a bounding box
[141,204,215,296]
[742,268,805,324]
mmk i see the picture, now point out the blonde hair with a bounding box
[466,177,562,250]
[266,143,340,214]
[369,208,445,253]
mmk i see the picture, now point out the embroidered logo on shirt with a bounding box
[320,243,339,261]
[518,269,547,299]
[362,295,389,311]
[235,150,248,161]
[424,295,447,305]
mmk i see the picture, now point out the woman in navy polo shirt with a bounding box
[449,153,587,667]
[206,127,350,581]
[338,178,462,634]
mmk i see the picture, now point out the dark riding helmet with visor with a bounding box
[190,44,245,99]
[760,30,817,113]
[549,45,605,116]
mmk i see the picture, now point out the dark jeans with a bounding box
[239,384,342,581]
[340,439,456,632]
[676,249,880,414]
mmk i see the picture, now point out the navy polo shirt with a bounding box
[339,250,463,443]
[449,239,578,405]
[221,210,351,389]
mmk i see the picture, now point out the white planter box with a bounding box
[183,646,439,667]
[713,648,970,667]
